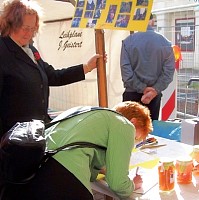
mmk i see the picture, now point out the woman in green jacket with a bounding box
[2,101,152,200]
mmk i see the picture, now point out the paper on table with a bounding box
[95,150,159,196]
[129,167,158,194]
[129,149,159,169]
[96,149,158,180]
[96,168,158,196]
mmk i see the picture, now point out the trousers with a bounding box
[1,157,93,200]
[123,91,162,120]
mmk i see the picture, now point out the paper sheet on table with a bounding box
[96,149,159,181]
[96,167,159,195]
[129,167,158,194]
[129,149,159,169]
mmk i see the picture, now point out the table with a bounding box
[91,136,199,200]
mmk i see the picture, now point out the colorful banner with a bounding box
[71,0,153,31]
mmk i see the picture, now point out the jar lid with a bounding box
[193,145,199,152]
[176,156,192,163]
[159,157,174,165]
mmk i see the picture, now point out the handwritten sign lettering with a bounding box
[58,30,83,51]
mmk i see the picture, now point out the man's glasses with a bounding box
[21,25,37,34]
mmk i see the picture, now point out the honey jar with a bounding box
[158,157,175,192]
[175,156,193,184]
[190,145,199,175]
[190,145,199,162]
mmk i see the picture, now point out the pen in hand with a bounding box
[133,167,143,190]
[135,167,139,175]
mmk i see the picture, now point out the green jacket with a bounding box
[45,107,135,199]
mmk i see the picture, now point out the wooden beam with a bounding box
[95,29,108,108]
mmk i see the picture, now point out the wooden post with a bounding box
[95,29,108,107]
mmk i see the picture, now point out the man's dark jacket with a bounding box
[0,36,85,137]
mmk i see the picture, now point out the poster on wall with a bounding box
[175,18,195,52]
[71,0,153,32]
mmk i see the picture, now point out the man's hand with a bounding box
[143,87,156,95]
[141,87,157,104]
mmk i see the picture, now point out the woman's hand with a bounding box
[83,53,107,74]
[99,167,106,175]
[133,174,143,190]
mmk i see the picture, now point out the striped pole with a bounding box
[161,45,182,120]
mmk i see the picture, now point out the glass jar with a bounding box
[176,156,193,184]
[158,157,175,192]
[190,145,199,162]
[190,145,199,175]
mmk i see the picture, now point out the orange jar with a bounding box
[190,145,199,162]
[190,145,199,175]
[158,158,175,192]
[175,156,193,184]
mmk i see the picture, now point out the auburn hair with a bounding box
[0,0,42,37]
[113,101,153,138]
